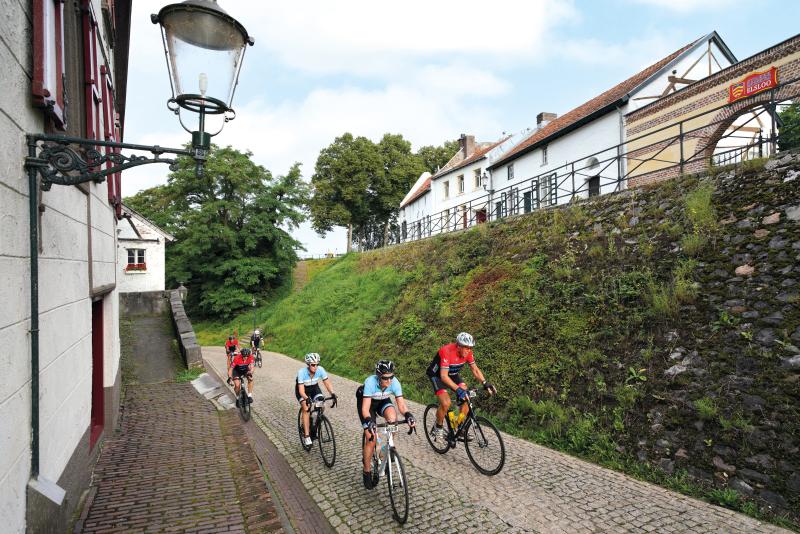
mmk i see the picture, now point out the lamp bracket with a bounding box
[25,134,192,191]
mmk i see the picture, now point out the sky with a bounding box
[122,0,799,256]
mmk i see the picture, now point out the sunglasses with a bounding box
[379,374,394,381]
[308,363,318,367]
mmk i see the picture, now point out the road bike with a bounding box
[231,375,252,422]
[363,420,414,524]
[253,347,263,368]
[296,395,337,467]
[423,388,505,475]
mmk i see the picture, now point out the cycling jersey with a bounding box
[426,343,475,377]
[231,353,254,375]
[250,335,261,348]
[296,366,328,387]
[225,339,239,353]
[362,375,403,400]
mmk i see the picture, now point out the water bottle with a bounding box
[456,411,466,425]
[448,410,458,429]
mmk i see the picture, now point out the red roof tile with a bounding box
[488,37,701,169]
[400,175,431,209]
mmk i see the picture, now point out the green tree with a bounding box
[125,146,308,318]
[778,102,800,152]
[309,134,382,251]
[124,184,181,232]
[416,139,459,174]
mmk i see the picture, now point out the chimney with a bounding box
[459,133,476,158]
[536,112,557,129]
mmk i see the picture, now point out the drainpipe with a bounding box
[26,136,40,478]
[25,135,65,504]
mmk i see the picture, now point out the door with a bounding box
[588,175,600,197]
[90,299,104,448]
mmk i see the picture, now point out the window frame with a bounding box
[542,145,549,166]
[443,181,450,199]
[32,0,68,129]
[126,248,146,271]
[457,174,465,194]
[507,163,514,181]
[474,168,481,189]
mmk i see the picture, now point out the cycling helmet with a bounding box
[240,348,251,356]
[228,335,234,341]
[375,360,395,376]
[456,332,475,348]
[254,329,261,336]
[305,352,321,365]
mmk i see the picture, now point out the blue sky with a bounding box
[123,0,799,255]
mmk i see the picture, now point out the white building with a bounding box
[0,0,131,531]
[399,32,767,239]
[399,132,526,240]
[117,205,175,293]
[487,32,738,211]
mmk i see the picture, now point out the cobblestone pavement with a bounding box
[76,384,283,533]
[204,347,792,534]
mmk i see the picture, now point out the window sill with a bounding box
[125,270,148,275]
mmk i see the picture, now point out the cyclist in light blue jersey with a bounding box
[356,360,415,489]
[296,353,337,446]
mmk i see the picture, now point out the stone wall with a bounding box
[119,291,168,316]
[168,291,202,368]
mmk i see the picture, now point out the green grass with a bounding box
[694,397,718,420]
[175,366,205,383]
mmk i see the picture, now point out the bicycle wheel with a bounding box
[239,388,251,422]
[423,404,450,454]
[297,408,312,451]
[317,415,336,467]
[463,416,505,475]
[387,449,409,524]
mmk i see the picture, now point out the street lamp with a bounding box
[23,0,251,482]
[177,283,188,303]
[252,295,257,332]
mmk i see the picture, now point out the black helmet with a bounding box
[228,335,234,341]
[375,360,395,376]
[240,348,251,356]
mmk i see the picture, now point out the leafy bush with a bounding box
[398,314,424,343]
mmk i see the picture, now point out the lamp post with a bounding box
[481,172,494,221]
[24,0,252,482]
[177,283,188,303]
[252,295,257,332]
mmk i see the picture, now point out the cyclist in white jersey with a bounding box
[296,353,337,446]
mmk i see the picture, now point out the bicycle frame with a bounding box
[447,390,479,442]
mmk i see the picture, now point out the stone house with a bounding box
[0,0,131,531]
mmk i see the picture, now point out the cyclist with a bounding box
[357,360,416,489]
[296,353,338,446]
[250,329,262,352]
[225,334,239,366]
[228,347,255,406]
[426,332,496,440]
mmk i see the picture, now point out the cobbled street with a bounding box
[204,348,792,534]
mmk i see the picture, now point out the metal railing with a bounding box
[396,75,798,245]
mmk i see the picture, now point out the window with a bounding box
[540,173,557,206]
[542,145,548,166]
[126,249,146,271]
[83,2,102,141]
[32,0,68,129]
[523,191,533,213]
[507,163,514,181]
[474,168,482,189]
[458,175,465,194]
[443,181,450,199]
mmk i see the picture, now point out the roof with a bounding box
[400,136,510,209]
[121,203,175,241]
[488,34,713,170]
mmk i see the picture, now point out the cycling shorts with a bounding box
[430,374,466,396]
[295,383,322,402]
[232,366,252,380]
[355,385,394,424]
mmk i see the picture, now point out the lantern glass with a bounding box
[157,1,250,110]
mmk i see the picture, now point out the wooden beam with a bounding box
[668,75,697,85]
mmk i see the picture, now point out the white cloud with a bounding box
[558,34,681,69]
[628,0,727,12]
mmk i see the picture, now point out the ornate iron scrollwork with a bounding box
[25,134,190,191]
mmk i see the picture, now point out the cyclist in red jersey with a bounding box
[228,347,255,405]
[225,334,240,366]
[425,332,496,440]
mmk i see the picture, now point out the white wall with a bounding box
[117,238,167,292]
[0,0,121,530]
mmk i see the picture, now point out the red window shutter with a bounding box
[82,1,102,141]
[32,0,67,130]
[100,65,116,204]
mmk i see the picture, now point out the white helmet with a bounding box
[304,352,321,365]
[456,332,475,348]
[254,329,261,336]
